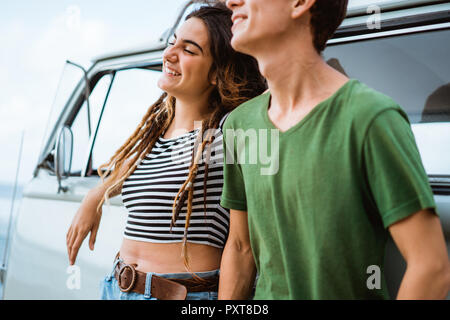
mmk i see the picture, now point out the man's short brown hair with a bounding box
[309,0,349,53]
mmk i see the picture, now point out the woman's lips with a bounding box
[164,65,181,76]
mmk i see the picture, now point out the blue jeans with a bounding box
[99,256,219,300]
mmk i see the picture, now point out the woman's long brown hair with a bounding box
[96,2,266,273]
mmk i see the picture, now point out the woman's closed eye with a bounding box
[183,47,195,55]
[167,41,195,55]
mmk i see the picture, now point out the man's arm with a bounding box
[219,209,257,300]
[389,209,450,299]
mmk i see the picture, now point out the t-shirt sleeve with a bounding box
[362,108,437,229]
[220,118,248,211]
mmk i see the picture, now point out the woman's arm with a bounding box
[66,158,132,265]
[218,209,257,299]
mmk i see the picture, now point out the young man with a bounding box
[218,0,450,299]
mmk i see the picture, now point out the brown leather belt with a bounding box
[113,259,219,300]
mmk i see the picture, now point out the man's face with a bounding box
[226,0,292,55]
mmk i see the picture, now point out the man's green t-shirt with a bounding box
[220,79,436,299]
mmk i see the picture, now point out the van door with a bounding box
[3,65,163,299]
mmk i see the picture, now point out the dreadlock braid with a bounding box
[169,109,225,273]
[96,93,176,214]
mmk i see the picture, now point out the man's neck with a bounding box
[255,36,348,114]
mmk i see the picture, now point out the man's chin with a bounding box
[230,34,252,56]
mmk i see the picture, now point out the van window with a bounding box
[70,74,113,175]
[324,29,449,124]
[89,68,163,173]
[324,28,450,175]
[41,64,84,154]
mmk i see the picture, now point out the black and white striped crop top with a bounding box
[121,116,230,248]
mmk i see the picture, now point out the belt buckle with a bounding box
[117,263,137,293]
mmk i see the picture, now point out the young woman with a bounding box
[65,3,266,300]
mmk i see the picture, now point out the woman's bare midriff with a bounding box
[118,238,223,273]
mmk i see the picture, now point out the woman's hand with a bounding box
[66,158,131,265]
[66,189,103,265]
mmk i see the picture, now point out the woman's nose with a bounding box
[163,46,178,63]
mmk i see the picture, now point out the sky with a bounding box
[0,0,187,187]
[0,0,378,187]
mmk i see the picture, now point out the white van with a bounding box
[1,0,449,299]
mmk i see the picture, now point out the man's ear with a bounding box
[291,0,316,20]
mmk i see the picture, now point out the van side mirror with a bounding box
[55,125,73,193]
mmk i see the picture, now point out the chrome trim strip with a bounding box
[328,22,450,44]
[346,0,446,17]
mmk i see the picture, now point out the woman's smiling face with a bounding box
[158,17,215,100]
